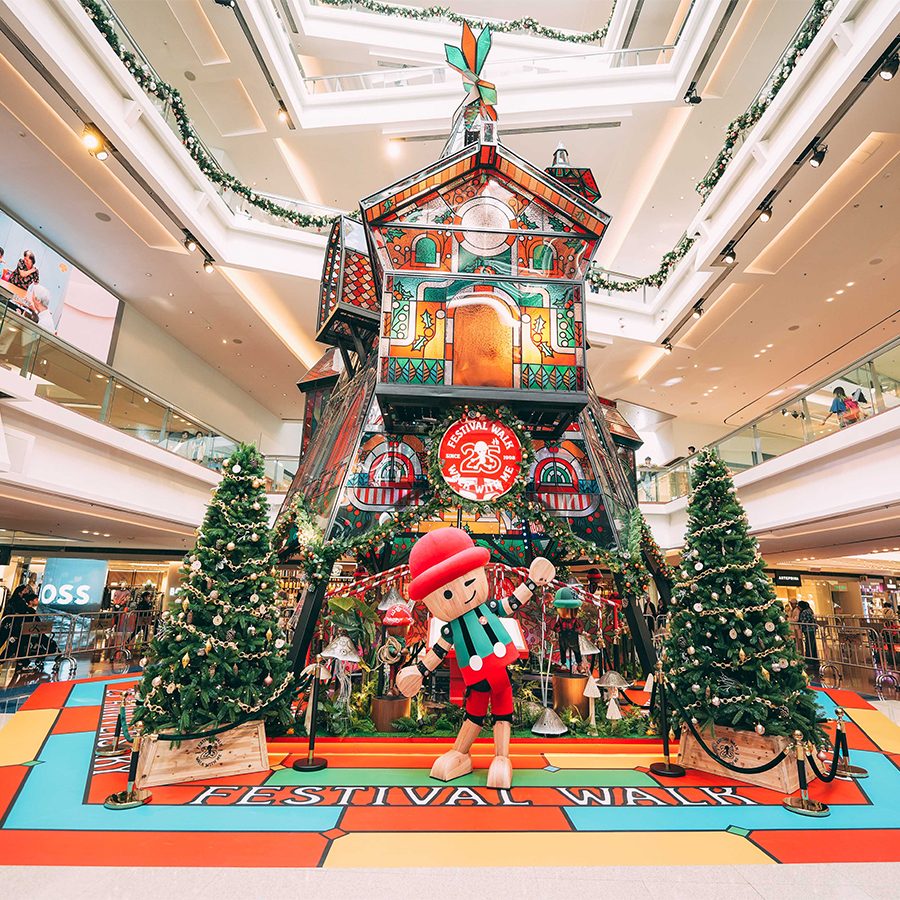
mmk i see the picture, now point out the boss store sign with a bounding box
[39,557,108,610]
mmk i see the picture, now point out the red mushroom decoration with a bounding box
[382,603,413,638]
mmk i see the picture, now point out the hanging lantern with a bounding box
[321,634,361,663]
[378,585,407,612]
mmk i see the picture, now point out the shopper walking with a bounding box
[797,600,818,669]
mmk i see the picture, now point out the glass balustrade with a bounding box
[0,295,248,473]
[641,335,900,504]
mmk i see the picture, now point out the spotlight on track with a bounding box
[809,145,827,168]
[879,54,898,81]
[683,85,702,105]
[203,258,215,274]
[662,341,673,354]
[759,205,772,222]
[277,102,291,126]
[184,234,197,253]
[82,124,109,160]
[81,124,102,151]
[692,305,703,320]
[722,246,736,265]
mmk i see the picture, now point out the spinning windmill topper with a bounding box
[445,23,498,126]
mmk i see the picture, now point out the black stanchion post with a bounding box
[649,662,685,778]
[782,730,828,817]
[104,730,151,810]
[834,706,868,779]
[294,655,328,773]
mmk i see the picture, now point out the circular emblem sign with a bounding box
[438,416,522,502]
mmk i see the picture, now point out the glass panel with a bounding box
[264,456,300,494]
[756,404,806,461]
[107,383,166,444]
[32,336,108,421]
[715,426,757,472]
[0,313,40,376]
[872,344,900,411]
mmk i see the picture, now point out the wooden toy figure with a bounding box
[553,587,583,672]
[397,527,555,789]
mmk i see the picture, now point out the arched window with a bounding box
[532,244,555,271]
[414,236,438,266]
[541,461,573,486]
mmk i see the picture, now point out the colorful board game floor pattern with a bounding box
[0,676,898,867]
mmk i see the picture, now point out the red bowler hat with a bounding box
[408,527,490,602]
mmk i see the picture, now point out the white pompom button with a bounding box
[469,655,483,672]
[493,642,506,657]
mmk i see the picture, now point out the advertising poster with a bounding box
[39,557,109,611]
[0,209,121,362]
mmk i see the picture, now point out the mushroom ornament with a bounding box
[396,527,555,789]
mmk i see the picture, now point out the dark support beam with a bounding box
[288,582,327,675]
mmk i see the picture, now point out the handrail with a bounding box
[301,43,678,95]
[89,0,340,230]
[639,333,900,504]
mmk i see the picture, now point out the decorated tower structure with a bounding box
[279,25,661,683]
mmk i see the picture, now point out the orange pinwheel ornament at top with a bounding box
[444,23,497,124]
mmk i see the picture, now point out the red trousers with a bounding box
[462,656,514,723]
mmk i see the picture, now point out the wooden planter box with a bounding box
[677,723,813,793]
[135,720,268,788]
[552,673,589,718]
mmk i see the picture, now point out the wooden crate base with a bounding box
[677,723,813,793]
[135,720,268,788]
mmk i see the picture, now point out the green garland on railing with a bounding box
[317,0,615,45]
[696,0,834,201]
[587,233,696,294]
[77,0,336,231]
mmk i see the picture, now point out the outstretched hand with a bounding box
[396,666,424,698]
[528,557,556,586]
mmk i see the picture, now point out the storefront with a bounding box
[1,554,181,614]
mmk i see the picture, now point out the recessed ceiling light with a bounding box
[846,282,854,287]
[754,354,760,358]
[92,531,100,536]
[81,529,89,534]
[95,212,111,222]
[836,289,844,295]
[222,338,227,344]
[188,309,194,314]
[825,297,834,303]
[103,533,110,538]
[766,344,774,349]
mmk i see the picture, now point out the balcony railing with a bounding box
[301,44,677,95]
[0,290,240,472]
[90,0,343,232]
[639,335,900,504]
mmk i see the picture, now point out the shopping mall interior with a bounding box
[0,0,898,893]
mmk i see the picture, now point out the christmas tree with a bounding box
[133,444,294,736]
[661,448,822,742]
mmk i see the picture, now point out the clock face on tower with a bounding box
[456,196,516,257]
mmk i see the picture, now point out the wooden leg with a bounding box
[430,718,480,782]
[486,721,513,789]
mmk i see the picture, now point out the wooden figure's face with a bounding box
[558,607,577,620]
[420,567,489,622]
